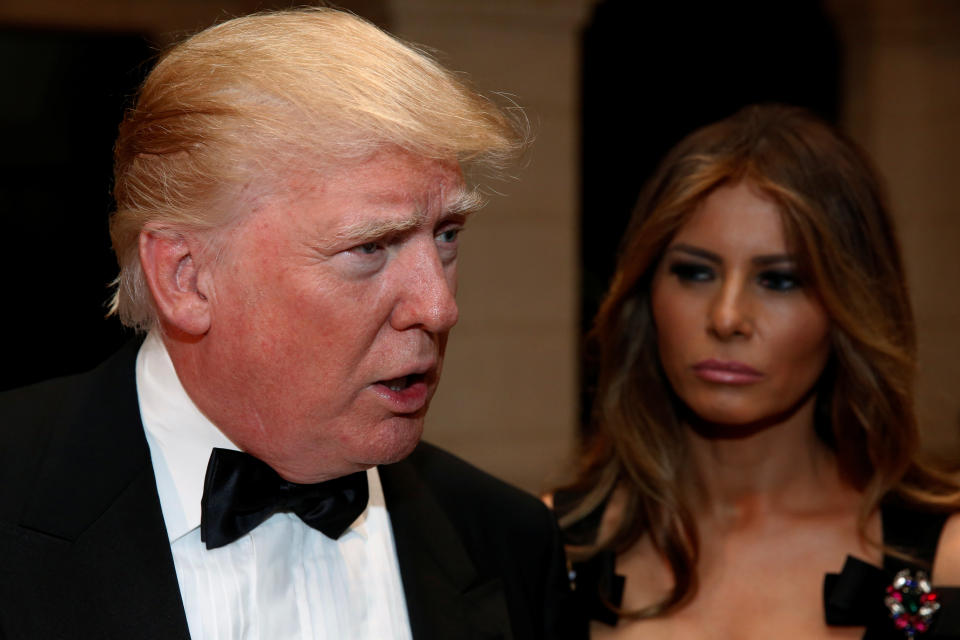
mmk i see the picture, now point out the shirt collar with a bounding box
[137,330,239,542]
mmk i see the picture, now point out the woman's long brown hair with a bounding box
[561,104,960,618]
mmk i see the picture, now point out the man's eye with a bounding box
[354,242,380,255]
[437,228,460,243]
[757,270,802,291]
[669,262,713,282]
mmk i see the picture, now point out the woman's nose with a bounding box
[708,281,753,340]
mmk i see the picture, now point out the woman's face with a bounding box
[650,180,831,428]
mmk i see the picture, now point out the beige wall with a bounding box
[828,0,960,463]
[390,1,589,493]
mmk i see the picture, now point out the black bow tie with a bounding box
[200,448,369,550]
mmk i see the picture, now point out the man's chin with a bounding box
[362,415,424,466]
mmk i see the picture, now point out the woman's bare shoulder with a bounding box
[932,512,960,583]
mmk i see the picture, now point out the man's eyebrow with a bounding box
[664,243,796,266]
[333,211,427,244]
[444,186,484,216]
[328,186,478,247]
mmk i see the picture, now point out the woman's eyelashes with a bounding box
[756,269,802,291]
[667,261,803,292]
[668,261,714,282]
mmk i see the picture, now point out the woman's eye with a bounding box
[669,262,713,282]
[757,270,801,291]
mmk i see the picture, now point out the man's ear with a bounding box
[139,226,212,336]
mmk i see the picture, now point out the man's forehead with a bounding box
[353,178,476,211]
[248,151,474,240]
[351,178,464,208]
[279,151,464,200]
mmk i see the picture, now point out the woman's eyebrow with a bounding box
[665,244,721,263]
[665,244,797,267]
[752,254,796,266]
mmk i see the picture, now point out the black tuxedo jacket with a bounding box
[0,341,581,640]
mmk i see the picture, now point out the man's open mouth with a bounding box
[379,373,426,392]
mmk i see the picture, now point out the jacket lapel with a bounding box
[380,457,512,640]
[18,340,191,639]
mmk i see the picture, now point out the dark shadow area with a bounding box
[0,28,152,390]
[579,0,841,426]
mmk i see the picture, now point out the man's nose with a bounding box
[390,245,459,334]
[708,280,753,340]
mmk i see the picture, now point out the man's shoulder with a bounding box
[0,340,143,517]
[403,441,544,507]
[0,339,140,436]
[393,441,557,542]
[383,442,580,640]
[0,372,89,469]
[0,370,85,423]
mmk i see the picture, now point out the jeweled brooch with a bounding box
[884,569,941,637]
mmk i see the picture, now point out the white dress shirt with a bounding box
[136,331,413,639]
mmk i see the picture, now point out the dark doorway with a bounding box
[0,28,152,390]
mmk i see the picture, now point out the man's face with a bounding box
[187,150,465,482]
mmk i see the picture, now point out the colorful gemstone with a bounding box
[884,569,941,637]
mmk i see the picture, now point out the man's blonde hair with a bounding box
[109,7,526,330]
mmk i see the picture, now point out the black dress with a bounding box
[555,492,960,638]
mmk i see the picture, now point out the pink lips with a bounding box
[692,359,764,385]
[371,363,436,414]
[373,378,430,413]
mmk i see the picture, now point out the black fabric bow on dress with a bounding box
[570,550,625,627]
[200,447,369,550]
[824,555,960,639]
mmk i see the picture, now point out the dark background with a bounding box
[0,28,151,389]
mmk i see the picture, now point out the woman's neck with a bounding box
[682,395,855,527]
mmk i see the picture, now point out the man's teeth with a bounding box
[385,376,409,391]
